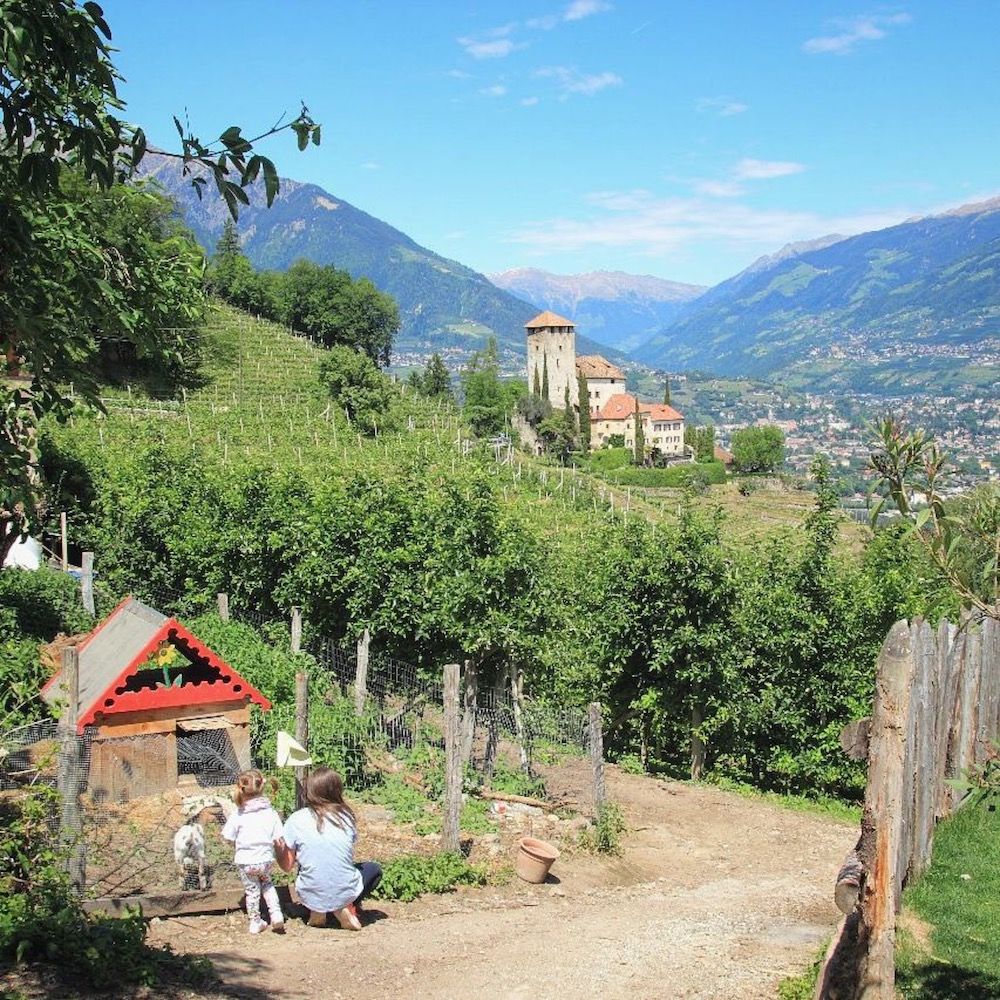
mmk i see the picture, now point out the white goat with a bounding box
[173,819,207,890]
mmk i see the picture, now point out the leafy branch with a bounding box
[868,412,999,618]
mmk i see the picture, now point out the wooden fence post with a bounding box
[354,629,370,716]
[442,662,462,853]
[690,702,706,781]
[80,552,95,616]
[60,511,68,571]
[291,607,302,655]
[461,657,478,767]
[589,702,606,816]
[57,646,86,894]
[295,672,309,810]
[216,593,230,621]
[857,620,914,1000]
[508,667,530,775]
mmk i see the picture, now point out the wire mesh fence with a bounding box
[2,577,595,902]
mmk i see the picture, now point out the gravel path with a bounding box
[144,766,855,1000]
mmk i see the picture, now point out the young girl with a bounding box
[221,769,285,934]
[276,766,382,930]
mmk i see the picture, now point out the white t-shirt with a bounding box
[221,796,283,867]
[282,807,363,912]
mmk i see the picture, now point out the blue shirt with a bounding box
[282,807,363,912]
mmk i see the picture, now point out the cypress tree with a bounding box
[533,364,541,397]
[663,376,671,406]
[541,353,549,400]
[215,218,241,259]
[577,373,591,450]
[634,398,644,465]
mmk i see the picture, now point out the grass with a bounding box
[896,799,1000,999]
[703,775,861,824]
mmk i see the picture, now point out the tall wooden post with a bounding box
[80,552,95,616]
[291,607,302,655]
[57,646,85,893]
[60,511,68,571]
[461,657,478,767]
[295,672,309,810]
[442,663,462,853]
[856,621,914,1000]
[216,592,230,621]
[690,703,706,781]
[510,667,530,775]
[354,629,370,717]
[589,702,606,816]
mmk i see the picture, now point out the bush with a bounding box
[0,788,212,989]
[0,567,92,641]
[371,852,487,902]
[585,447,632,474]
[578,802,626,855]
[607,462,726,488]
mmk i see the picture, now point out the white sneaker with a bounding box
[248,917,268,935]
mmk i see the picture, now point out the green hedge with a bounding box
[608,461,726,488]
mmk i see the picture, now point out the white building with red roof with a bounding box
[593,393,685,458]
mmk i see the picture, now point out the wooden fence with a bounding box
[817,614,1000,999]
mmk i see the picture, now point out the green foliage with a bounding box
[585,447,632,474]
[608,462,726,488]
[489,760,545,799]
[662,377,671,406]
[615,753,645,775]
[578,802,625,855]
[684,424,715,462]
[417,353,452,399]
[517,392,553,428]
[370,852,487,902]
[731,425,785,474]
[0,787,212,989]
[870,413,1000,617]
[577,374,591,450]
[461,338,509,437]
[319,345,395,434]
[633,401,644,464]
[0,0,316,552]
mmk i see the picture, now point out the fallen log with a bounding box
[477,789,569,813]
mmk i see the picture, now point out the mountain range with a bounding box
[633,199,1000,390]
[144,152,1000,393]
[140,153,618,360]
[489,268,705,354]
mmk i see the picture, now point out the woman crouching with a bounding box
[275,766,382,930]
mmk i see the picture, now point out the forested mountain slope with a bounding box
[634,198,1000,383]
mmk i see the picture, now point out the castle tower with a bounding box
[525,310,578,411]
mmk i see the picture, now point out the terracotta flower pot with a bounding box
[515,836,560,883]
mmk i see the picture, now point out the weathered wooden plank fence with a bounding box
[817,614,1000,1000]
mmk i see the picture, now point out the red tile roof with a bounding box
[525,310,575,329]
[596,394,684,422]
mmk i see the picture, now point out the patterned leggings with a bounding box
[237,863,282,924]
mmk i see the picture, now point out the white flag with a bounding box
[276,730,312,768]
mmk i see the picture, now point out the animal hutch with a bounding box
[42,597,270,802]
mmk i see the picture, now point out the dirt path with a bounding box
[146,765,855,1000]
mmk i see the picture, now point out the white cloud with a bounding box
[803,12,911,55]
[563,0,613,21]
[733,158,806,180]
[696,96,749,117]
[458,24,523,59]
[360,161,381,171]
[446,69,472,79]
[536,66,623,98]
[693,179,745,198]
[505,189,915,259]
[528,1,612,29]
[479,84,507,97]
[444,231,467,240]
[521,96,540,106]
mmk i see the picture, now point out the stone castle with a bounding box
[524,310,686,458]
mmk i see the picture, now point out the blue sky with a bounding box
[103,1,1000,287]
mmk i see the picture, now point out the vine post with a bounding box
[354,629,370,717]
[80,552,95,616]
[57,645,86,893]
[290,607,302,655]
[295,672,309,809]
[442,662,462,853]
[588,702,606,816]
[216,592,230,621]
